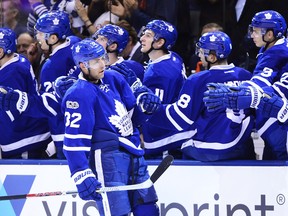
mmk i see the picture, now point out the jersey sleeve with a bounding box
[147,75,203,131]
[62,85,96,174]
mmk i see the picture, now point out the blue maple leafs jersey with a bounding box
[249,38,288,89]
[0,54,51,157]
[62,71,144,172]
[141,51,187,155]
[39,36,80,93]
[147,64,255,160]
[243,38,288,134]
[39,36,80,150]
[143,51,186,103]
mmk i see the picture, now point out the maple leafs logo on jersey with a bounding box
[53,18,60,25]
[109,99,133,136]
[264,13,272,20]
[0,32,4,39]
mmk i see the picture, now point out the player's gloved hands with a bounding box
[203,83,231,112]
[224,85,262,110]
[54,76,77,99]
[109,63,142,92]
[72,168,102,201]
[134,85,162,114]
[258,92,288,123]
[0,86,28,113]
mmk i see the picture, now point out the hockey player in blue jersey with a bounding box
[34,10,81,158]
[257,86,288,125]
[92,24,145,81]
[0,28,52,159]
[61,38,159,215]
[27,0,90,35]
[204,10,288,160]
[137,19,187,159]
[119,31,256,161]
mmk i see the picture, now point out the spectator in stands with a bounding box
[110,0,191,68]
[17,32,45,80]
[0,0,27,36]
[74,0,120,36]
[26,0,92,36]
[17,32,34,57]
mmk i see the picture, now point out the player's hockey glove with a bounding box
[134,85,162,114]
[109,63,142,92]
[72,168,102,201]
[0,86,28,113]
[259,92,288,123]
[203,83,231,112]
[54,76,77,99]
[224,85,262,110]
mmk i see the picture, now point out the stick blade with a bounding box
[150,155,174,183]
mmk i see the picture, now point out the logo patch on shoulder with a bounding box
[66,101,79,109]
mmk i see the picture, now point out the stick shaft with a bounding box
[0,155,174,201]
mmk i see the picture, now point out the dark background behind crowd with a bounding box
[1,0,288,75]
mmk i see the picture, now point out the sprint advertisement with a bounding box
[1,161,288,216]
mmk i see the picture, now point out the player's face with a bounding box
[197,48,208,67]
[250,27,266,47]
[83,57,106,80]
[140,29,154,53]
[35,31,50,51]
[95,35,108,49]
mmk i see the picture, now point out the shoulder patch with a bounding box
[66,101,79,109]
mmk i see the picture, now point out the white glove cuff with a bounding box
[248,86,262,108]
[14,90,28,113]
[277,99,288,123]
[72,169,96,185]
[130,78,142,93]
[136,92,148,112]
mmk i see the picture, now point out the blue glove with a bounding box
[203,83,231,112]
[109,63,142,92]
[0,86,28,113]
[259,92,288,123]
[72,168,102,201]
[135,85,162,114]
[54,76,77,99]
[224,85,262,110]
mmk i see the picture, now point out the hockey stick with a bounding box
[0,155,174,201]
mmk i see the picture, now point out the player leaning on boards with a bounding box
[34,10,81,158]
[204,10,288,160]
[0,27,52,159]
[112,19,187,159]
[118,31,256,161]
